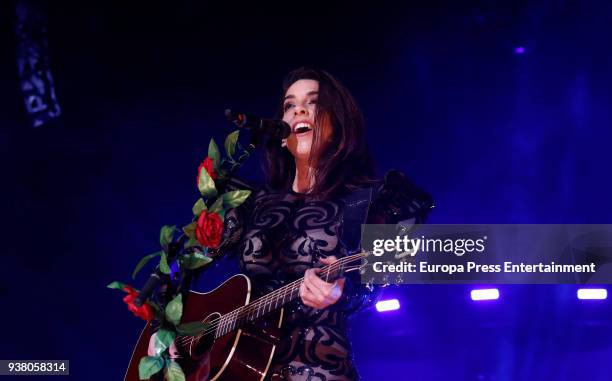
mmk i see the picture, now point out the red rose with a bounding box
[195,211,224,248]
[196,157,217,185]
[122,286,154,321]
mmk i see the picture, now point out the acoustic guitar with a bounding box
[124,251,369,381]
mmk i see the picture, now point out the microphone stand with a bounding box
[135,121,263,309]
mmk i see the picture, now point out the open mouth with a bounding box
[294,122,313,135]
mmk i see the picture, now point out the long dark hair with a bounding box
[264,66,376,199]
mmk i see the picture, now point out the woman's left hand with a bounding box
[300,256,345,309]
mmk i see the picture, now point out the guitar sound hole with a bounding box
[189,312,219,358]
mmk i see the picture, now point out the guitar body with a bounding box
[124,274,283,381]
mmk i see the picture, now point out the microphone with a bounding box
[134,237,186,307]
[225,109,291,140]
[134,270,167,307]
[134,259,182,307]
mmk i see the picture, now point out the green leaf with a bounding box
[182,222,198,240]
[224,130,240,161]
[222,190,251,209]
[138,355,164,380]
[197,166,217,198]
[185,237,201,248]
[180,252,213,270]
[159,252,171,275]
[165,360,186,381]
[132,251,162,279]
[192,198,207,216]
[176,321,210,336]
[160,225,176,247]
[153,329,176,356]
[209,197,224,214]
[165,294,183,326]
[208,138,221,171]
[106,281,126,290]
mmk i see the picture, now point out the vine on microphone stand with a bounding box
[107,129,251,381]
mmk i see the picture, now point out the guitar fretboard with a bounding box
[214,251,366,338]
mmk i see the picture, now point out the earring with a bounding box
[281,138,287,148]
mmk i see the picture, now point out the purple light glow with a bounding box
[376,299,400,312]
[471,288,499,301]
[514,46,526,55]
[577,288,607,300]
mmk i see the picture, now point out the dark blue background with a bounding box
[1,1,611,380]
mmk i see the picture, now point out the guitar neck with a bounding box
[214,251,365,338]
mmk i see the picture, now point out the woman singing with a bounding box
[150,66,434,380]
[236,66,433,380]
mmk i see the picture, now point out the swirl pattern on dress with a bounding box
[251,192,295,230]
[293,201,340,230]
[239,190,359,380]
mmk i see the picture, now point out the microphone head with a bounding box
[224,108,290,139]
[275,120,291,140]
[257,119,291,140]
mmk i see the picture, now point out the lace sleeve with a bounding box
[331,170,434,314]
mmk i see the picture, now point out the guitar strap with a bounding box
[340,183,380,253]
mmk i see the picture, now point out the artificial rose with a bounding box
[195,211,223,248]
[196,157,217,185]
[122,286,155,321]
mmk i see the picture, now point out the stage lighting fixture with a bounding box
[376,299,400,312]
[470,288,500,301]
[577,288,607,300]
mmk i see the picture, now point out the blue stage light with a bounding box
[577,288,607,300]
[470,288,500,301]
[376,299,400,312]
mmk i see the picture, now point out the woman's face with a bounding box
[282,79,332,162]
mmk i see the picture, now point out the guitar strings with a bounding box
[205,251,364,330]
[175,262,364,348]
[174,252,367,347]
[174,274,306,346]
[208,253,366,332]
[174,257,360,347]
[178,266,358,345]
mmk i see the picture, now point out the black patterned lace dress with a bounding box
[217,170,433,381]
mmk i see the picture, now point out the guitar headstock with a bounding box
[335,246,417,285]
[357,249,418,284]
